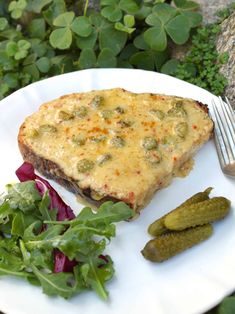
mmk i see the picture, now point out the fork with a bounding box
[211,96,235,177]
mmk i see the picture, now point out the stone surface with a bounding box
[216,11,235,105]
[195,0,235,23]
[172,0,235,103]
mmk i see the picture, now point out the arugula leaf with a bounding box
[38,191,57,222]
[81,258,111,300]
[24,224,65,248]
[0,240,23,268]
[0,168,134,300]
[0,262,31,278]
[31,264,76,298]
[0,201,12,224]
[5,181,41,212]
[52,201,134,227]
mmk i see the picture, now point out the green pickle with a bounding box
[148,187,213,236]
[164,196,231,231]
[142,224,213,262]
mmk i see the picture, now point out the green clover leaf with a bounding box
[49,12,76,50]
[6,40,31,60]
[173,0,199,11]
[76,30,98,50]
[0,18,8,31]
[23,64,40,81]
[134,4,152,20]
[181,11,202,28]
[151,3,178,24]
[101,5,122,22]
[6,42,18,57]
[115,14,136,34]
[144,3,193,51]
[3,73,19,89]
[28,19,46,39]
[115,22,135,34]
[99,25,127,55]
[53,12,75,27]
[101,0,139,22]
[8,0,27,19]
[97,48,117,68]
[130,51,155,70]
[119,43,138,60]
[161,58,180,75]
[100,0,116,4]
[18,40,31,51]
[144,25,167,51]
[78,48,96,69]
[165,14,190,44]
[88,14,127,56]
[71,16,93,37]
[133,34,149,50]
[49,27,72,50]
[36,57,51,73]
[130,49,168,71]
[27,0,53,13]
[119,0,139,14]
[124,15,135,27]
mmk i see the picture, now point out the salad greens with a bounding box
[0,166,133,299]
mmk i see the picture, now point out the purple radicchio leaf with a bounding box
[16,162,76,272]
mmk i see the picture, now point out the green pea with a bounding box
[97,153,112,165]
[28,128,39,138]
[110,136,125,148]
[100,110,113,119]
[74,106,88,118]
[58,110,74,121]
[39,124,57,133]
[90,95,103,108]
[77,159,95,173]
[71,135,86,146]
[145,150,162,166]
[114,106,125,114]
[117,119,133,128]
[167,101,187,117]
[142,137,158,150]
[90,135,107,143]
[149,109,165,120]
[175,122,188,139]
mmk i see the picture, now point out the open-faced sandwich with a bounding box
[18,88,213,212]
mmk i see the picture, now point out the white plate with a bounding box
[0,69,234,314]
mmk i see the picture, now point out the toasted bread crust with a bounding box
[18,129,120,207]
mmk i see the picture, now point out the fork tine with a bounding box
[224,96,235,133]
[211,97,235,176]
[212,100,230,167]
[218,97,235,160]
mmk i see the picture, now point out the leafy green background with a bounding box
[0,0,232,100]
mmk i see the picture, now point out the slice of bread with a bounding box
[18,88,213,212]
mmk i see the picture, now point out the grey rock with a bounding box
[195,0,235,23]
[216,12,235,105]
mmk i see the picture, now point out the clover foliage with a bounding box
[0,0,224,100]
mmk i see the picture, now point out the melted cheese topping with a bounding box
[21,88,213,210]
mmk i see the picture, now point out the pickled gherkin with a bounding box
[164,197,231,231]
[148,187,213,236]
[142,224,213,262]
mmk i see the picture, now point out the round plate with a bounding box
[0,69,234,314]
